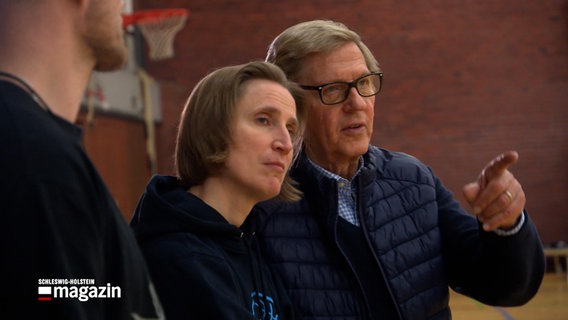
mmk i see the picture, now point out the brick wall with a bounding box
[79,113,151,220]
[131,0,568,243]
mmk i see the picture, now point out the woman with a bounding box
[130,61,305,319]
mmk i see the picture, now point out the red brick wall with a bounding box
[78,113,151,221]
[130,0,568,243]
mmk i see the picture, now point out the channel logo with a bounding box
[37,279,121,302]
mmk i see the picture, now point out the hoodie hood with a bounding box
[131,175,242,244]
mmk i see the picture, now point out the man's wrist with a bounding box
[492,211,526,236]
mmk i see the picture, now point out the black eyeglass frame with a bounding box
[300,71,384,105]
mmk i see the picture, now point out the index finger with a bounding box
[481,150,519,183]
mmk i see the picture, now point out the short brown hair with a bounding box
[266,20,379,81]
[175,61,306,202]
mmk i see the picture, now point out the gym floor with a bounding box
[450,273,568,320]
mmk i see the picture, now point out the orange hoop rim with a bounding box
[122,8,189,29]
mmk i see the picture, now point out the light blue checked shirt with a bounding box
[307,157,364,226]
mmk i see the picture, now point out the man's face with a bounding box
[83,0,128,71]
[297,42,375,171]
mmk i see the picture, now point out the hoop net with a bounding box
[123,9,189,60]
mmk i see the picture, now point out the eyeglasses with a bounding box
[300,72,383,105]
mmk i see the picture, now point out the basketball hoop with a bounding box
[123,8,189,61]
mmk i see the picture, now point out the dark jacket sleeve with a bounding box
[436,175,545,306]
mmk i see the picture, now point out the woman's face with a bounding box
[220,79,298,202]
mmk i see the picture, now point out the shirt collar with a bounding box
[307,156,364,183]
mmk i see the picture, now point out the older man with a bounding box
[249,20,544,320]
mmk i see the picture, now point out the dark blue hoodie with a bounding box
[130,175,296,320]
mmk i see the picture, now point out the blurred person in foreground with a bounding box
[131,61,306,320]
[246,19,545,320]
[0,0,163,318]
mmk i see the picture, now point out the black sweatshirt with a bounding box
[0,80,163,319]
[131,175,296,320]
